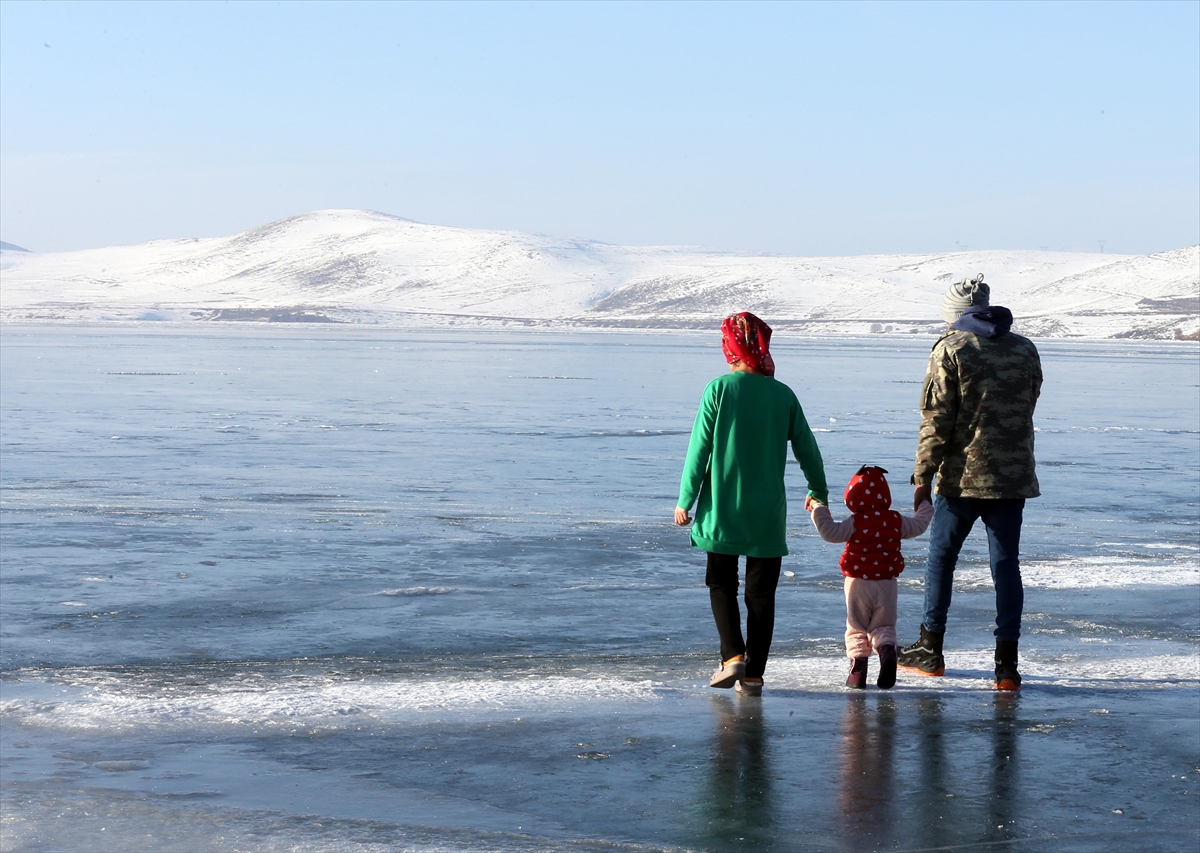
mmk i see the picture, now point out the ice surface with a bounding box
[1,326,1197,852]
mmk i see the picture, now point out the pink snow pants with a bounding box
[844,577,898,659]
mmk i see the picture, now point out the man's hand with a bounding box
[674,507,691,526]
[913,484,932,511]
[804,495,825,512]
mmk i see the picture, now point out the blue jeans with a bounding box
[922,495,1026,642]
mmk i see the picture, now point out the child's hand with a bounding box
[674,507,691,526]
[804,495,825,512]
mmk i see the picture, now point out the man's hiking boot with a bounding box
[735,677,763,697]
[876,644,898,689]
[994,640,1021,691]
[846,657,869,689]
[898,625,945,676]
[710,656,746,689]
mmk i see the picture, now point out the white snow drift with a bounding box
[2,209,1196,338]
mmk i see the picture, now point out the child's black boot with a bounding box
[846,657,869,689]
[876,644,898,689]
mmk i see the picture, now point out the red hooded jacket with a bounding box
[839,466,905,580]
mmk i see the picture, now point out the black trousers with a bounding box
[706,552,782,679]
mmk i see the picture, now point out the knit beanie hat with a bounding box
[941,274,989,323]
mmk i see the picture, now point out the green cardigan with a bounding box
[677,372,829,558]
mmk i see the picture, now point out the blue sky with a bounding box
[1,0,1197,255]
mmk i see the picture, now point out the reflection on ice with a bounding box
[837,694,898,849]
[702,695,775,849]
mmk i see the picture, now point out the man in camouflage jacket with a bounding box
[898,276,1042,690]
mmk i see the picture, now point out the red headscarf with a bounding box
[720,312,775,377]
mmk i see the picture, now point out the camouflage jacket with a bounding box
[913,327,1042,499]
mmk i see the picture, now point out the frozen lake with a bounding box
[1,325,1197,852]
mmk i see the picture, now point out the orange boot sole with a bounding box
[898,663,945,677]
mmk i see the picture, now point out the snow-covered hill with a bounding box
[2,209,1196,339]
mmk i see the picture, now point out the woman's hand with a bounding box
[674,507,691,526]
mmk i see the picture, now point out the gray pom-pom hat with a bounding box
[942,274,989,323]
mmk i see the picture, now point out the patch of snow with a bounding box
[0,675,664,733]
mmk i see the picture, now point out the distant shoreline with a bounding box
[2,316,1197,343]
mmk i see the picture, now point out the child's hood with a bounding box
[844,466,892,513]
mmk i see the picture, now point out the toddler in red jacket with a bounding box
[810,466,933,689]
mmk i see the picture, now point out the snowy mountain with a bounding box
[1,209,1196,339]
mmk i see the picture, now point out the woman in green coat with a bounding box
[675,313,828,696]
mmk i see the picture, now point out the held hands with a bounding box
[681,496,837,522]
[913,484,932,511]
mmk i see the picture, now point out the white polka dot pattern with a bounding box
[838,466,906,580]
